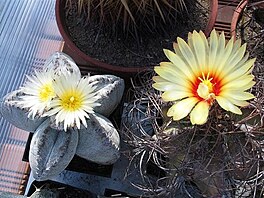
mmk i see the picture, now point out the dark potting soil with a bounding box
[65,0,209,67]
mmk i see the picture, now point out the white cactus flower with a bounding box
[18,69,56,118]
[44,72,101,131]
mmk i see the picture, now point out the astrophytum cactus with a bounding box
[29,119,79,181]
[0,52,125,181]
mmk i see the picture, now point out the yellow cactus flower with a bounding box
[153,29,256,125]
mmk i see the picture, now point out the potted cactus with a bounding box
[0,52,125,181]
[121,29,264,197]
[56,0,218,77]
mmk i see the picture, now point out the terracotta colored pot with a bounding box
[230,0,249,38]
[205,0,218,37]
[55,0,218,77]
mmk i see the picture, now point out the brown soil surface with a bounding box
[65,0,209,68]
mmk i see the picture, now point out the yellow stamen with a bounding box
[61,91,82,111]
[39,83,55,102]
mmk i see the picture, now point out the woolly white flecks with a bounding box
[0,52,125,180]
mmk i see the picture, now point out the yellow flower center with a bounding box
[39,83,55,102]
[197,72,215,102]
[60,91,82,111]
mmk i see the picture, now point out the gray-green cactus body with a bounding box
[0,90,45,132]
[88,75,125,117]
[44,52,81,77]
[29,119,78,181]
[76,113,120,165]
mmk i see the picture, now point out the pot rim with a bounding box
[230,0,249,39]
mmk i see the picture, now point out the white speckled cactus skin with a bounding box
[29,119,79,181]
[87,75,125,117]
[0,90,46,132]
[0,52,125,181]
[44,52,81,76]
[76,113,120,165]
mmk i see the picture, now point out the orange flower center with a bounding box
[193,72,221,105]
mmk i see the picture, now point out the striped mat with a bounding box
[0,0,62,194]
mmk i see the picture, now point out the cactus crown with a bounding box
[66,0,187,36]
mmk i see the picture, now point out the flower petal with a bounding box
[216,96,242,115]
[221,91,255,101]
[190,101,209,125]
[167,97,199,120]
[208,29,218,68]
[163,49,195,82]
[190,31,207,71]
[213,32,226,73]
[176,37,199,74]
[154,64,191,86]
[215,37,234,75]
[221,52,249,79]
[188,31,208,69]
[228,98,249,107]
[223,43,247,74]
[162,90,193,101]
[153,82,189,92]
[223,58,255,83]
[197,83,210,99]
[221,75,255,90]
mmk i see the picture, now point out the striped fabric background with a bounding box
[0,0,62,194]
